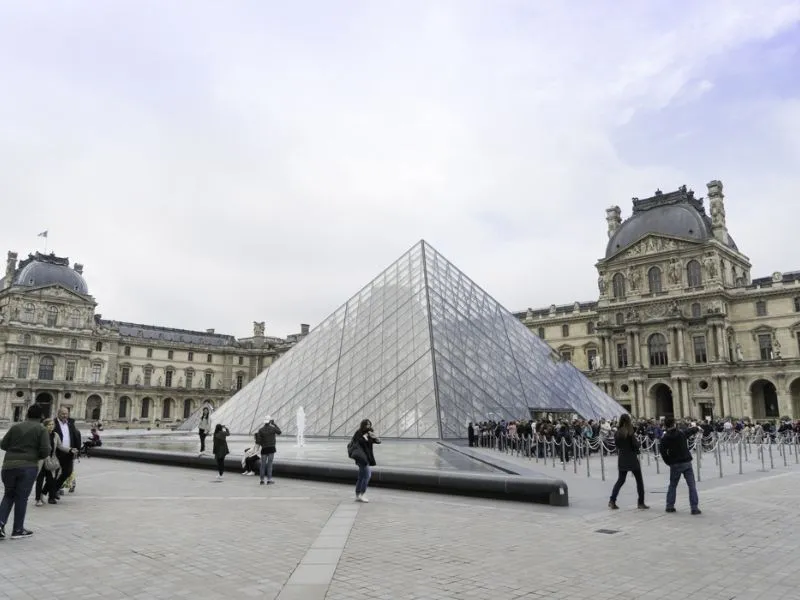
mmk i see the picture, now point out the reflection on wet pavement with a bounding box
[102,434,500,473]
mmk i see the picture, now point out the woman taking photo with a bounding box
[212,424,230,481]
[608,414,649,510]
[348,419,380,503]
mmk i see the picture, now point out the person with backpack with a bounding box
[255,416,281,485]
[348,419,380,503]
[659,417,701,515]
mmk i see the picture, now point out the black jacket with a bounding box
[54,418,81,454]
[255,422,282,449]
[351,430,380,467]
[659,428,693,465]
[615,432,641,471]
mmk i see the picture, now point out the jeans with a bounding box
[610,468,645,504]
[35,467,58,501]
[199,431,208,452]
[260,452,275,482]
[355,463,371,496]
[0,466,39,532]
[666,461,699,510]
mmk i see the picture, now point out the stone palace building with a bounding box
[0,252,304,424]
[517,180,800,421]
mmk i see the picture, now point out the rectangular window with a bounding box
[795,298,800,312]
[693,336,707,364]
[188,351,194,362]
[17,357,29,379]
[124,346,131,356]
[204,372,212,389]
[186,371,193,389]
[144,367,152,386]
[141,399,150,419]
[146,348,153,358]
[758,334,773,360]
[121,367,130,385]
[206,353,213,363]
[756,301,767,317]
[617,343,628,368]
[46,310,58,327]
[587,349,598,370]
[236,374,244,390]
[167,350,174,360]
[238,356,244,366]
[560,351,572,362]
[65,360,76,381]
[165,370,173,387]
[91,363,102,384]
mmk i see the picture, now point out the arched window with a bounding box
[162,398,173,419]
[648,333,669,366]
[687,260,702,288]
[23,333,31,346]
[612,273,626,298]
[562,324,570,337]
[537,327,545,339]
[46,306,58,327]
[38,356,55,380]
[70,310,80,328]
[691,303,701,318]
[648,266,663,293]
[95,341,103,352]
[586,321,595,334]
[615,312,624,326]
[118,396,129,419]
[69,338,78,350]
[141,397,151,419]
[23,303,35,323]
[183,399,193,419]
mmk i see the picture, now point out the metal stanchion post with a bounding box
[696,436,702,483]
[655,439,660,475]
[717,437,723,478]
[731,439,735,465]
[587,441,591,478]
[738,440,743,475]
[760,444,766,471]
[600,441,606,482]
[551,439,556,468]
[795,434,799,464]
[783,439,788,467]
[561,439,566,471]
[573,439,578,474]
[769,441,774,470]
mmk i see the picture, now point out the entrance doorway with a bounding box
[651,383,674,418]
[35,392,54,418]
[85,395,103,421]
[699,402,714,421]
[790,378,800,419]
[13,405,23,422]
[751,380,779,419]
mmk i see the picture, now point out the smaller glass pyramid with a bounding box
[209,241,625,438]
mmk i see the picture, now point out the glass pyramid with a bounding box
[209,241,625,439]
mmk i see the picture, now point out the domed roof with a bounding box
[606,187,737,258]
[14,253,89,294]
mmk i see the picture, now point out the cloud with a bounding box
[0,0,798,336]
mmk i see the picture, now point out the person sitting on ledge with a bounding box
[241,446,261,476]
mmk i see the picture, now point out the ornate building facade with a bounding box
[0,251,304,425]
[518,180,800,421]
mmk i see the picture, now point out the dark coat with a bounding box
[255,422,282,451]
[351,430,380,467]
[660,428,693,465]
[213,430,229,460]
[615,431,641,472]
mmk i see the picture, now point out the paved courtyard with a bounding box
[1,455,799,600]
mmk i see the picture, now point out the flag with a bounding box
[38,230,48,238]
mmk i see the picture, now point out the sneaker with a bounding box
[11,529,33,539]
[260,480,265,485]
[35,499,43,507]
[637,503,650,510]
[608,501,619,510]
[358,495,369,503]
[691,508,702,515]
[267,480,275,485]
[241,471,249,476]
[215,475,223,482]
[0,525,5,540]
[48,498,58,505]
[665,507,676,513]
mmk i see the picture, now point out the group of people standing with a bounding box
[197,409,381,501]
[0,404,82,540]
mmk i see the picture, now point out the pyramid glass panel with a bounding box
[211,240,626,438]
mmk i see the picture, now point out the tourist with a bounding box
[0,404,51,539]
[349,419,381,503]
[54,406,81,497]
[467,422,475,447]
[608,413,649,510]
[241,446,261,476]
[198,407,211,455]
[212,424,230,481]
[255,416,282,485]
[35,418,66,506]
[660,417,701,515]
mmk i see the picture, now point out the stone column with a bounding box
[633,331,641,366]
[681,379,691,418]
[716,325,726,362]
[720,377,730,418]
[677,328,686,363]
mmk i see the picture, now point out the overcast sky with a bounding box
[1,1,799,339]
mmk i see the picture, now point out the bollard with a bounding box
[738,440,743,475]
[769,441,774,470]
[717,437,723,478]
[655,439,660,475]
[600,441,606,482]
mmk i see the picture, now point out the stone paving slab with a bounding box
[1,454,799,599]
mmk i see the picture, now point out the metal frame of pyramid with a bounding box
[208,241,626,439]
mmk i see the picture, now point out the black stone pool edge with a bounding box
[90,446,569,507]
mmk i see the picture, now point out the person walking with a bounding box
[212,424,230,481]
[35,418,66,506]
[53,406,81,497]
[0,404,51,539]
[198,407,211,455]
[348,419,380,503]
[608,413,649,510]
[660,417,701,515]
[255,416,281,485]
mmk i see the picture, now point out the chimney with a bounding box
[4,251,17,289]
[606,206,622,239]
[73,263,84,275]
[300,324,310,335]
[706,180,729,245]
[206,328,215,334]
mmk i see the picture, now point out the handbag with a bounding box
[44,455,60,473]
